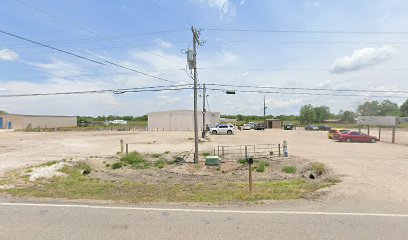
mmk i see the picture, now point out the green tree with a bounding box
[299,104,317,124]
[357,101,381,116]
[379,100,400,116]
[401,99,408,117]
[314,106,331,122]
[340,110,357,123]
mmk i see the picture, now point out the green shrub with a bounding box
[121,152,150,169]
[282,166,297,174]
[111,162,123,169]
[202,152,211,157]
[256,161,270,172]
[154,160,166,169]
[151,153,162,158]
[310,163,325,175]
[238,158,247,164]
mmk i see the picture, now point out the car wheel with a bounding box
[212,130,217,135]
[370,138,376,143]
[227,130,232,135]
[346,138,351,143]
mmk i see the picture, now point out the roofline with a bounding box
[0,113,77,118]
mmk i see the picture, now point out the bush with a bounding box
[151,153,162,158]
[111,162,123,169]
[154,160,166,169]
[202,152,211,157]
[282,166,297,174]
[238,158,247,164]
[121,152,150,169]
[256,161,270,172]
[310,163,325,175]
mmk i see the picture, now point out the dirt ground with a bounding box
[1,129,407,203]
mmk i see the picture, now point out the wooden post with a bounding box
[249,162,253,193]
[222,146,225,159]
[378,126,382,141]
[283,140,288,157]
[120,140,124,155]
[278,144,281,157]
[217,145,220,156]
[392,126,396,144]
[126,144,129,155]
[368,126,370,135]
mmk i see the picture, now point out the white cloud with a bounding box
[330,46,395,74]
[0,48,19,61]
[193,0,236,18]
[154,38,173,49]
[28,59,84,78]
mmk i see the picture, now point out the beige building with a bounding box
[148,110,220,131]
[0,113,77,130]
[264,119,283,129]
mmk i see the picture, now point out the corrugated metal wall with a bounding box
[148,110,220,131]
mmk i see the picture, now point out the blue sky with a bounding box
[1,0,408,116]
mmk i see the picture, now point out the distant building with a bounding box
[148,110,220,131]
[264,119,283,129]
[0,113,77,130]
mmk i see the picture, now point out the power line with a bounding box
[0,84,193,98]
[198,67,408,72]
[143,0,192,27]
[0,29,179,84]
[0,30,105,65]
[203,28,408,35]
[206,40,408,45]
[207,88,407,99]
[15,0,185,65]
[206,83,408,94]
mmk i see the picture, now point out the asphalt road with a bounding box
[1,201,407,240]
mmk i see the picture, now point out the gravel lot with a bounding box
[1,129,407,203]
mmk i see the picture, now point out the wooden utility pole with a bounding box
[192,26,200,164]
[263,95,267,119]
[202,83,207,138]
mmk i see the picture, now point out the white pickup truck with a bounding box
[108,120,128,125]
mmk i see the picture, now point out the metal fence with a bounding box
[213,143,284,160]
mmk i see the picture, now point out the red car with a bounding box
[336,131,379,143]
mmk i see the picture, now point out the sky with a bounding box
[1,0,408,116]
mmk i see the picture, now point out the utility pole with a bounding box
[202,83,207,138]
[263,95,267,119]
[192,26,200,164]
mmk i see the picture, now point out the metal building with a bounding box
[264,119,283,129]
[148,110,220,131]
[0,113,77,130]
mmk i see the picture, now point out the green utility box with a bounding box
[205,156,220,166]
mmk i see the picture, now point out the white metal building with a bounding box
[148,110,220,131]
[0,113,77,130]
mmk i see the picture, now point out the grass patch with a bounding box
[111,162,123,169]
[2,163,338,203]
[282,166,297,174]
[238,158,247,164]
[202,152,211,157]
[309,163,325,175]
[38,161,58,167]
[150,153,162,158]
[256,161,270,173]
[120,152,150,169]
[164,151,170,154]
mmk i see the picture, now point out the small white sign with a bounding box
[357,116,398,126]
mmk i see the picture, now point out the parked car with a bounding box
[210,124,235,135]
[318,125,331,131]
[254,124,265,130]
[305,125,319,131]
[242,124,251,130]
[248,122,257,129]
[283,123,295,130]
[108,120,128,125]
[328,129,349,139]
[336,131,379,143]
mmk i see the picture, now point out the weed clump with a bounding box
[256,161,270,173]
[309,163,325,175]
[111,162,123,170]
[282,166,297,174]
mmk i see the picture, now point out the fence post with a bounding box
[213,148,216,156]
[222,146,225,159]
[126,144,129,155]
[120,140,124,155]
[218,145,220,156]
[378,126,381,141]
[392,126,396,144]
[283,140,288,157]
[278,144,281,157]
[368,126,370,135]
[245,145,248,160]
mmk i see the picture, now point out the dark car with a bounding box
[305,125,319,131]
[318,125,331,131]
[283,123,295,130]
[254,124,265,130]
[336,131,379,143]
